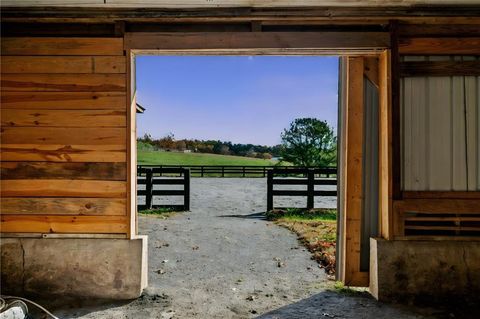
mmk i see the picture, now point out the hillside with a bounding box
[137,150,280,166]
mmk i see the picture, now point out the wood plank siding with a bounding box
[0,37,129,236]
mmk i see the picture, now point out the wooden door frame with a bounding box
[124,31,393,287]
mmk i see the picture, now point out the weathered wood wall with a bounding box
[0,37,129,235]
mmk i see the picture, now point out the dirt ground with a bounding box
[54,178,435,319]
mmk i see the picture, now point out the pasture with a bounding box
[137,150,280,166]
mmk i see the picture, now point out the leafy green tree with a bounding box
[280,118,337,167]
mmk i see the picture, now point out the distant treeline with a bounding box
[138,133,284,159]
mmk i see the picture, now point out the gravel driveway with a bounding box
[55,178,428,319]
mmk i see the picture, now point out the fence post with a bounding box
[145,168,153,210]
[263,166,266,178]
[267,170,273,211]
[307,169,315,209]
[221,166,225,177]
[243,166,246,177]
[184,169,190,211]
[201,166,204,177]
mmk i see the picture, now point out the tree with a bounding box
[280,118,336,167]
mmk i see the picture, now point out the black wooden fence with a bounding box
[267,168,337,211]
[137,167,190,211]
[137,165,336,178]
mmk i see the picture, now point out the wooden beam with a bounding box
[378,50,393,240]
[1,37,124,56]
[399,61,480,77]
[398,24,480,37]
[403,191,480,200]
[126,53,136,239]
[399,37,480,55]
[2,6,480,24]
[342,56,367,287]
[390,21,401,200]
[394,199,480,214]
[124,32,390,51]
[363,56,379,87]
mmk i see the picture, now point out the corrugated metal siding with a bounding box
[401,56,480,191]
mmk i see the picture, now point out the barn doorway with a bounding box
[126,33,387,317]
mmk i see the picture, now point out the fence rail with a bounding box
[137,165,337,178]
[137,167,190,211]
[267,168,338,211]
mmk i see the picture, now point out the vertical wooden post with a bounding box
[201,166,204,177]
[341,57,368,287]
[263,167,266,178]
[379,49,394,240]
[267,170,273,211]
[390,20,402,200]
[222,166,225,177]
[184,168,190,211]
[145,168,153,210]
[243,166,246,177]
[307,169,315,209]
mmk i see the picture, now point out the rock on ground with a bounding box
[54,178,428,319]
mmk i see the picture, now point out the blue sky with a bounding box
[136,56,339,146]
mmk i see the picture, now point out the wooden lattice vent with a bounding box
[393,198,480,239]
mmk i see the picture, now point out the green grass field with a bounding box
[137,150,279,166]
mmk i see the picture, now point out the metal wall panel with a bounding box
[401,56,480,191]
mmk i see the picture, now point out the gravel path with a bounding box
[55,178,428,319]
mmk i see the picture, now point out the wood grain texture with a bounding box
[1,180,126,197]
[1,37,124,56]
[0,92,126,110]
[398,24,480,37]
[1,109,126,127]
[403,191,480,199]
[399,37,480,55]
[400,61,480,77]
[394,199,480,214]
[1,127,126,145]
[1,74,126,92]
[2,1,479,8]
[342,57,367,287]
[93,56,126,73]
[1,56,126,74]
[1,144,126,162]
[0,215,128,234]
[378,50,393,240]
[125,32,390,50]
[363,56,379,87]
[0,162,126,180]
[1,197,127,216]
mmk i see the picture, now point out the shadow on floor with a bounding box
[255,290,448,319]
[216,212,267,220]
[40,293,170,318]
